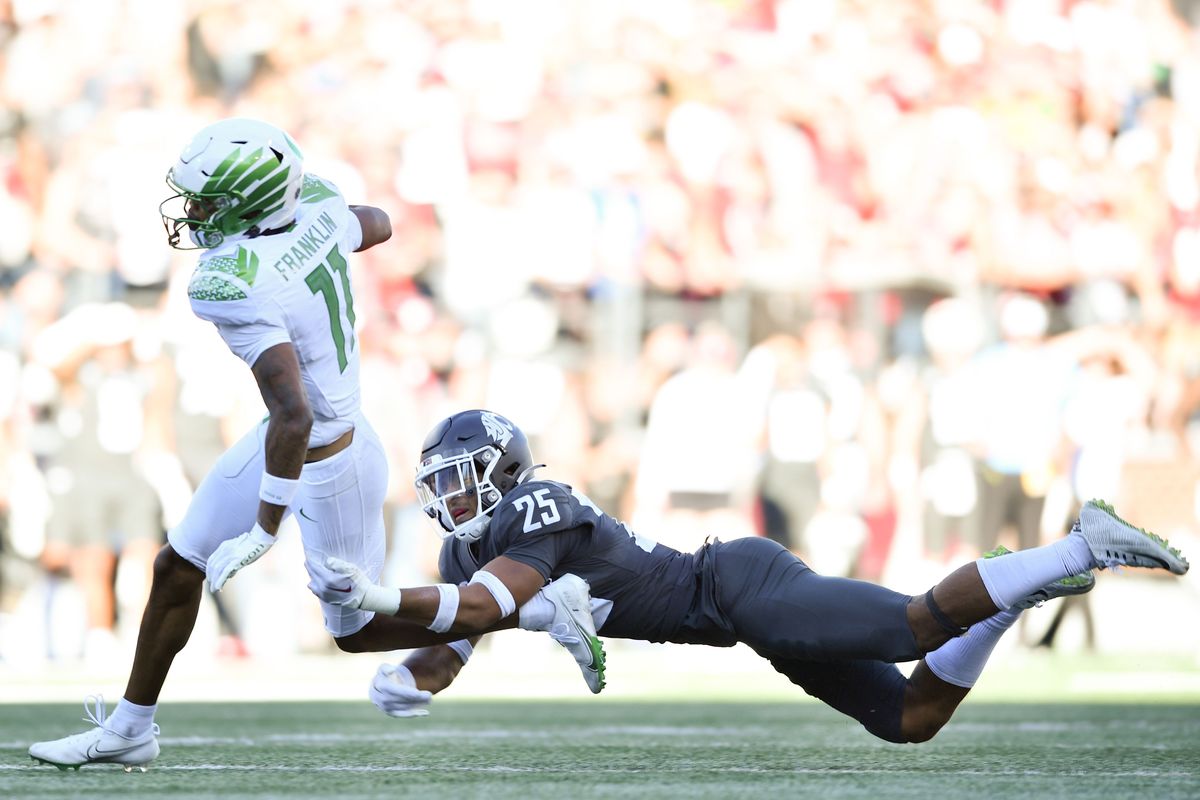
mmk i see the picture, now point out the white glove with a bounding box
[369,663,433,718]
[306,556,401,615]
[206,524,275,593]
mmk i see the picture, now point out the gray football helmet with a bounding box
[414,410,535,542]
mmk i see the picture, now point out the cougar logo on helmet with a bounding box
[481,412,514,446]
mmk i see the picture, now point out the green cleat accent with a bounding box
[983,544,1096,609]
[543,574,607,694]
[592,638,607,693]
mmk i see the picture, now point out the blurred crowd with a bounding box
[3,0,1200,665]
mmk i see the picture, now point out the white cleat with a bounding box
[542,573,606,694]
[29,696,160,772]
[1075,499,1190,575]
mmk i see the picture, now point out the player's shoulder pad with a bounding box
[188,244,268,325]
[438,538,473,585]
[299,174,344,206]
[295,173,355,247]
[491,480,587,538]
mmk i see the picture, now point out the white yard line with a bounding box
[0,763,1194,778]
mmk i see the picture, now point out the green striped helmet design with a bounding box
[201,145,294,235]
[161,118,304,250]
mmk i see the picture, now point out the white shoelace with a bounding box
[80,694,160,739]
[82,694,108,729]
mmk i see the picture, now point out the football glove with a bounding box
[369,663,433,718]
[305,556,401,615]
[206,524,275,593]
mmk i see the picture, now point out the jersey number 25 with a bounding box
[513,489,562,533]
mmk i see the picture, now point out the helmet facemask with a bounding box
[414,446,506,542]
[158,183,238,249]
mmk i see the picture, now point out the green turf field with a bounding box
[2,701,1197,799]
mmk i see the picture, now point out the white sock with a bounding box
[974,536,1095,610]
[517,591,555,631]
[925,607,1022,688]
[107,698,157,738]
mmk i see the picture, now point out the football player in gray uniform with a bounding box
[309,409,1189,743]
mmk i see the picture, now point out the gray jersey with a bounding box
[442,484,921,745]
[439,480,699,643]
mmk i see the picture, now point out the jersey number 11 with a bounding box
[305,245,357,372]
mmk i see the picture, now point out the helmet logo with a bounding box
[480,412,513,446]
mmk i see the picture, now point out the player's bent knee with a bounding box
[863,720,909,744]
[903,721,945,744]
[899,706,951,743]
[333,629,370,653]
[152,545,203,590]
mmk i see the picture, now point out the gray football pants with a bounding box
[711,537,918,742]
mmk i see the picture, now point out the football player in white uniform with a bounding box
[28,118,599,771]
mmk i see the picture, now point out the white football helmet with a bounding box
[160,117,304,250]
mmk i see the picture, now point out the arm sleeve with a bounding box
[214,319,292,369]
[499,529,588,581]
[345,207,363,253]
[188,258,291,367]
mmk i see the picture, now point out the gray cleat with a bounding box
[1075,499,1190,575]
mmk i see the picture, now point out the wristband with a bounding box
[469,570,517,617]
[260,472,300,506]
[392,664,417,688]
[360,584,402,616]
[447,639,473,665]
[427,584,460,633]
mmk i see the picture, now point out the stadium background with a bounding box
[0,0,1198,707]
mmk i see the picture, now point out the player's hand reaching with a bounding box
[369,663,433,718]
[206,524,276,592]
[306,556,401,615]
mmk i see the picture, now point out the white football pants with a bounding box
[167,415,389,637]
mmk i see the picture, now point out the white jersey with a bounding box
[187,174,364,447]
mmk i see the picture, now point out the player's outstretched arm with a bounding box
[309,555,545,636]
[350,205,391,251]
[207,343,312,592]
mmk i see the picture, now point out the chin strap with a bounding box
[454,513,492,543]
[515,463,546,484]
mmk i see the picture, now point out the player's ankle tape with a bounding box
[924,589,970,637]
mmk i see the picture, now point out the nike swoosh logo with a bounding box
[85,740,136,758]
[298,507,317,523]
[331,585,353,593]
[571,620,598,669]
